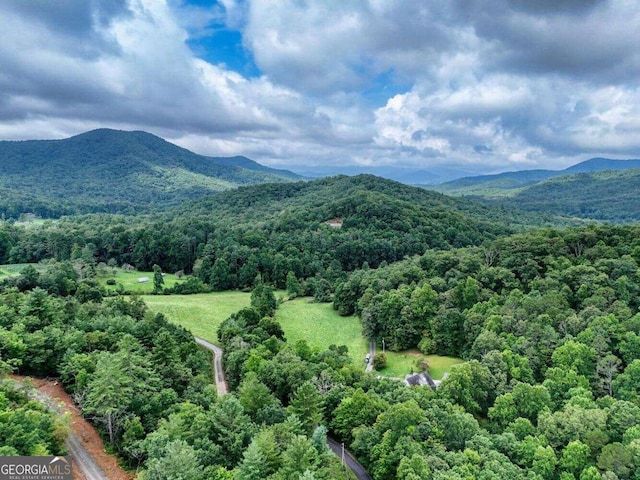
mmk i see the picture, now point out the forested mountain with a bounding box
[0,174,551,285]
[0,129,300,218]
[434,158,640,196]
[564,158,640,174]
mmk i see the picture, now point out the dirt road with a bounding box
[6,376,133,480]
[65,433,109,480]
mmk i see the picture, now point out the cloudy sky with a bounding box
[1,0,639,175]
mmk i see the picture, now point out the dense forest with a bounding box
[0,265,353,479]
[1,173,640,479]
[0,380,68,456]
[489,169,640,223]
[0,175,567,293]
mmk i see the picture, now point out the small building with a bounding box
[404,371,437,388]
[137,277,149,283]
[325,217,343,228]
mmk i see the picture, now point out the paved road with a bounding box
[327,438,373,480]
[195,337,228,395]
[194,337,372,479]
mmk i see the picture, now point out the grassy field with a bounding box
[277,297,369,364]
[144,293,369,364]
[0,263,41,277]
[0,263,49,280]
[142,291,251,342]
[143,291,461,378]
[380,350,463,379]
[0,264,184,296]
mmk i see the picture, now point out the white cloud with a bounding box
[1,0,639,174]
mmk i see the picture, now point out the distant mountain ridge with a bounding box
[563,157,640,173]
[493,168,640,223]
[292,164,483,185]
[0,128,300,218]
[432,159,640,223]
[435,157,640,193]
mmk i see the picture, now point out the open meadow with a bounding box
[0,263,43,277]
[0,264,185,295]
[277,297,369,364]
[141,292,461,378]
[142,291,251,341]
[143,293,369,365]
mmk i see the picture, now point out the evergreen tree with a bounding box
[286,271,303,299]
[145,440,204,480]
[152,264,164,294]
[288,382,324,436]
[235,441,270,480]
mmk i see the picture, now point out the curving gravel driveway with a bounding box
[195,337,228,395]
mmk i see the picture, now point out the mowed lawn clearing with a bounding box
[144,293,370,366]
[98,268,184,294]
[381,350,463,379]
[142,292,251,342]
[277,297,369,365]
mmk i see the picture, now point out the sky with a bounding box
[1,0,639,176]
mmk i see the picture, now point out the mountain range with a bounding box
[0,128,300,217]
[1,128,638,223]
[433,157,640,194]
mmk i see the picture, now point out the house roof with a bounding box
[404,371,436,388]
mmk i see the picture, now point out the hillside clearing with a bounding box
[144,293,369,364]
[144,293,460,379]
[97,268,183,294]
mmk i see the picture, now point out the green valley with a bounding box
[2,156,640,480]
